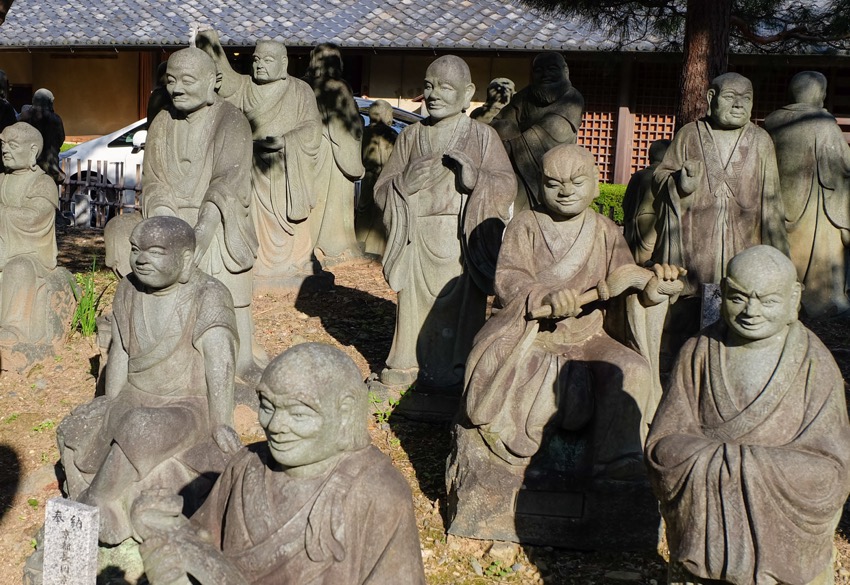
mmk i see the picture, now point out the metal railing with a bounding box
[60,158,142,228]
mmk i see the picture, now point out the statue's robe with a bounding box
[652,120,788,296]
[623,163,659,265]
[144,99,257,308]
[464,209,656,465]
[646,321,850,585]
[491,84,584,212]
[191,444,426,585]
[0,167,59,340]
[765,103,850,318]
[219,75,323,285]
[374,115,514,388]
[356,121,396,257]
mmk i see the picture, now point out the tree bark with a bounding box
[675,0,732,130]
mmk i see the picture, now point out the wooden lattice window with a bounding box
[629,63,678,176]
[570,59,619,183]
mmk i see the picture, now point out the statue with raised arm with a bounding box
[132,343,426,585]
[469,77,515,125]
[143,47,264,384]
[765,71,850,319]
[374,55,515,402]
[196,29,327,292]
[491,53,584,212]
[56,217,241,545]
[356,99,396,257]
[623,139,669,265]
[646,245,850,585]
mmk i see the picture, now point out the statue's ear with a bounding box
[179,248,194,283]
[706,88,716,117]
[790,281,803,318]
[206,72,217,104]
[336,394,356,450]
[29,143,39,169]
[463,83,476,111]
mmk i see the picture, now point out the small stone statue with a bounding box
[652,72,788,343]
[143,47,265,384]
[18,89,66,183]
[356,99,396,257]
[374,55,515,400]
[764,71,850,319]
[646,245,850,585]
[305,43,367,266]
[131,343,426,585]
[469,78,515,124]
[196,29,327,293]
[623,139,670,265]
[0,122,74,367]
[56,216,241,545]
[492,52,584,212]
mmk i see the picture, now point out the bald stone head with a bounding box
[0,122,43,172]
[166,48,217,114]
[368,100,394,126]
[424,55,475,121]
[129,217,197,289]
[32,88,54,110]
[540,144,600,219]
[648,139,671,165]
[308,42,343,80]
[253,40,289,83]
[707,72,753,129]
[788,71,827,108]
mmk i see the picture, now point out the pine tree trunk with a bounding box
[675,0,732,130]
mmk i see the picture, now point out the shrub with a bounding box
[592,183,626,225]
[70,258,110,337]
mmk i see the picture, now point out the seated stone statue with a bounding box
[355,100,397,257]
[18,88,66,184]
[447,144,684,547]
[57,216,241,545]
[623,139,669,265]
[646,245,850,585]
[469,77,515,124]
[131,343,426,585]
[0,122,75,365]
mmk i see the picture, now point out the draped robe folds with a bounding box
[220,75,323,282]
[652,120,789,296]
[464,209,659,464]
[143,100,257,307]
[191,444,426,585]
[623,164,659,265]
[645,322,850,585]
[764,104,850,317]
[374,115,514,388]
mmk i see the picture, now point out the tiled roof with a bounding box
[0,0,663,51]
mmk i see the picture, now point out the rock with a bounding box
[470,558,483,576]
[487,541,518,566]
[604,570,642,581]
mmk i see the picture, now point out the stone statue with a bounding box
[491,53,584,212]
[143,47,265,384]
[469,78,515,124]
[0,122,74,367]
[623,139,670,265]
[18,89,66,184]
[146,61,171,128]
[196,29,327,293]
[131,343,426,585]
[304,43,367,266]
[652,72,789,342]
[356,99,396,257]
[374,55,515,401]
[56,216,241,545]
[764,71,850,319]
[447,144,684,546]
[646,245,850,585]
[0,69,17,168]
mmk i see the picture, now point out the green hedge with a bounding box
[592,183,626,225]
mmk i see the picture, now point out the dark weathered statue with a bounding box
[492,53,584,212]
[646,245,850,585]
[57,216,241,545]
[623,139,669,265]
[469,78,515,124]
[374,55,515,399]
[18,88,65,183]
[132,343,426,585]
[765,71,850,319]
[356,99,396,257]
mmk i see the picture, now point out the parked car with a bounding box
[59,98,422,227]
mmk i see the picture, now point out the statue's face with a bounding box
[722,267,799,342]
[540,161,598,219]
[252,45,287,83]
[258,382,342,469]
[424,62,473,121]
[166,58,215,114]
[532,56,567,87]
[708,80,753,130]
[129,234,186,290]
[0,135,36,171]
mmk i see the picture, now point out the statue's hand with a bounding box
[444,150,478,191]
[401,156,434,194]
[130,489,188,542]
[194,28,220,52]
[642,263,687,305]
[212,424,242,456]
[678,159,703,195]
[139,531,193,585]
[542,288,581,319]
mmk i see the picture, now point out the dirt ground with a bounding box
[1,226,850,585]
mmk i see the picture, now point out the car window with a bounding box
[108,123,146,148]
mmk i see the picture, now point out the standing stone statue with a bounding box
[18,89,66,184]
[492,53,584,212]
[304,43,367,266]
[131,343,426,585]
[623,139,670,265]
[447,144,684,547]
[56,216,241,545]
[469,78,515,124]
[646,245,850,585]
[196,29,327,292]
[143,47,265,384]
[356,99,396,257]
[0,122,74,367]
[652,72,788,340]
[765,71,850,318]
[0,69,18,171]
[374,55,515,400]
